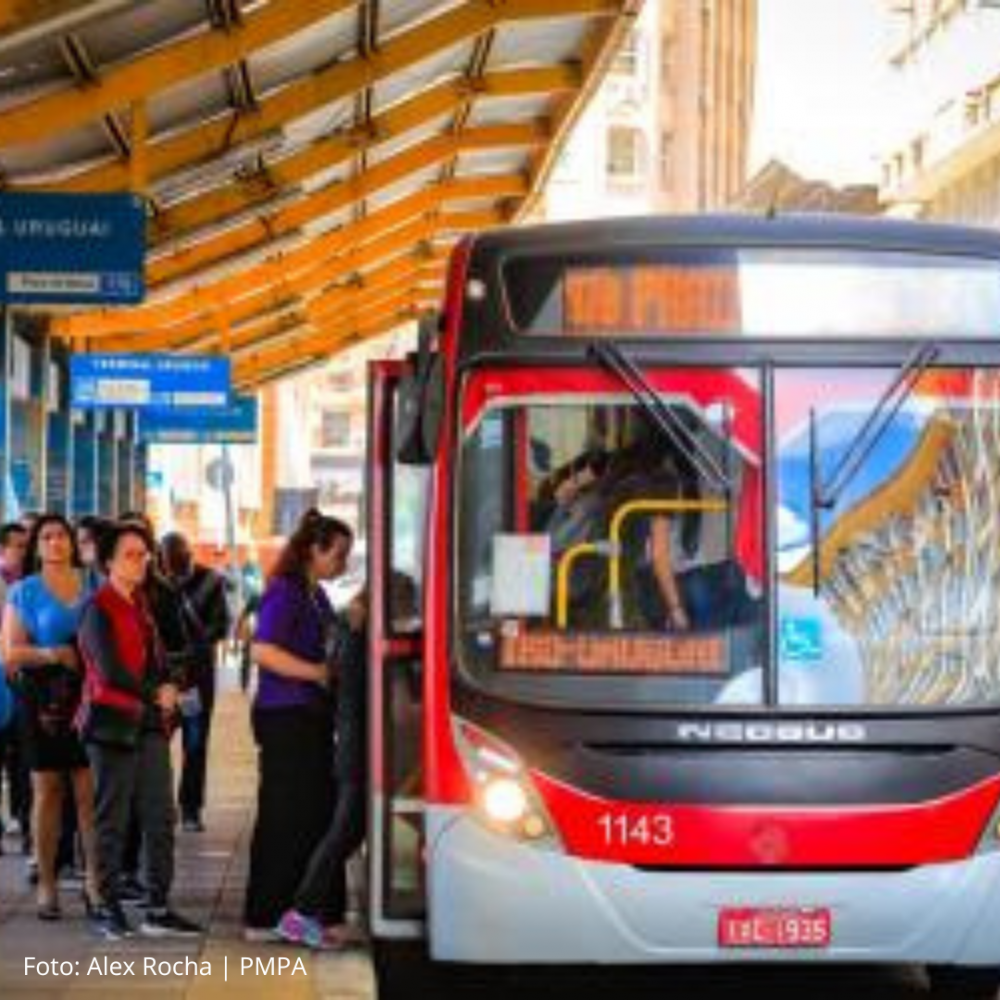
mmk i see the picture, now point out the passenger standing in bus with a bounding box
[0,514,100,920]
[277,591,367,949]
[242,510,352,941]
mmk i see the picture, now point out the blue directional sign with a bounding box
[70,354,230,410]
[0,193,145,305]
[139,394,257,443]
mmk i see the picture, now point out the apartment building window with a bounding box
[611,28,640,76]
[606,126,646,182]
[659,130,674,188]
[319,409,352,448]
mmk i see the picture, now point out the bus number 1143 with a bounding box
[597,812,674,848]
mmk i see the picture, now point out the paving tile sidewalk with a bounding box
[0,678,374,1000]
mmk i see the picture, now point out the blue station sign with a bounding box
[70,354,231,410]
[0,193,145,305]
[139,394,258,443]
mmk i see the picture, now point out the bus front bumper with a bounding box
[427,809,1000,965]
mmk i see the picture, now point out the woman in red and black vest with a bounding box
[77,522,202,941]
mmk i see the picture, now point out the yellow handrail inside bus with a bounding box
[555,541,607,630]
[608,499,728,628]
[553,498,729,629]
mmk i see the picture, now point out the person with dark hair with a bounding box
[75,516,112,591]
[278,590,367,949]
[77,522,201,940]
[242,509,353,940]
[0,514,99,919]
[115,512,191,901]
[159,532,230,833]
[0,521,30,856]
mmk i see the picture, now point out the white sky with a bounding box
[750,0,892,185]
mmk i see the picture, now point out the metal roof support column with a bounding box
[0,310,10,521]
[71,410,98,518]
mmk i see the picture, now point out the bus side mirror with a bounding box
[396,313,445,465]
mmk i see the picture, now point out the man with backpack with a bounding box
[159,534,231,832]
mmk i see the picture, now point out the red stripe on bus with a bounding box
[425,238,476,804]
[532,771,1000,867]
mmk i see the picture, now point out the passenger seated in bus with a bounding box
[538,428,693,631]
[598,417,755,634]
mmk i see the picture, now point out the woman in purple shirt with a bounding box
[243,510,353,939]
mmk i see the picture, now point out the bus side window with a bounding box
[389,449,432,634]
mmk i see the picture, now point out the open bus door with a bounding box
[367,359,431,948]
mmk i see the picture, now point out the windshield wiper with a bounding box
[588,341,732,492]
[815,342,939,510]
[808,342,938,594]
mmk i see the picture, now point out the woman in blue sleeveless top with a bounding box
[1,514,99,919]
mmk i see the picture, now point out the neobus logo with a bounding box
[675,721,869,744]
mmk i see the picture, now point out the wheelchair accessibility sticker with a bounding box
[779,617,823,663]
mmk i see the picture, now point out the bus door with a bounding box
[367,361,432,939]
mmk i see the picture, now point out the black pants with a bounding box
[0,711,32,841]
[244,707,335,929]
[293,780,363,920]
[178,663,216,821]
[88,731,175,908]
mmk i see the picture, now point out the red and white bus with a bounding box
[367,215,1000,998]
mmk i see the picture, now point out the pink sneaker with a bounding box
[276,909,323,949]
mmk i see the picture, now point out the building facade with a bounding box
[880,0,1000,223]
[545,0,757,220]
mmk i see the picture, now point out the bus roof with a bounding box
[466,213,1000,261]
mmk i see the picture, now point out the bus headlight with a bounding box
[453,717,561,846]
[482,777,529,824]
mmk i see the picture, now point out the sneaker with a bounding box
[91,902,134,941]
[181,815,205,833]
[118,875,147,905]
[140,908,203,938]
[276,909,323,949]
[242,926,282,944]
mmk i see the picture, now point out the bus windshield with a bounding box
[456,363,1000,711]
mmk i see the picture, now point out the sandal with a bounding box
[37,899,61,921]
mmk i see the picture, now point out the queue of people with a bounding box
[0,506,370,954]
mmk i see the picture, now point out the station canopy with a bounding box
[0,0,638,390]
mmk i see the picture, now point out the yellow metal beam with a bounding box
[213,254,447,358]
[149,69,566,240]
[234,289,435,383]
[102,217,451,352]
[148,174,528,294]
[147,125,540,287]
[16,0,617,192]
[71,202,497,346]
[129,100,148,195]
[227,265,444,363]
[0,0,357,146]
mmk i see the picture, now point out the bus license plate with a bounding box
[718,907,831,949]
